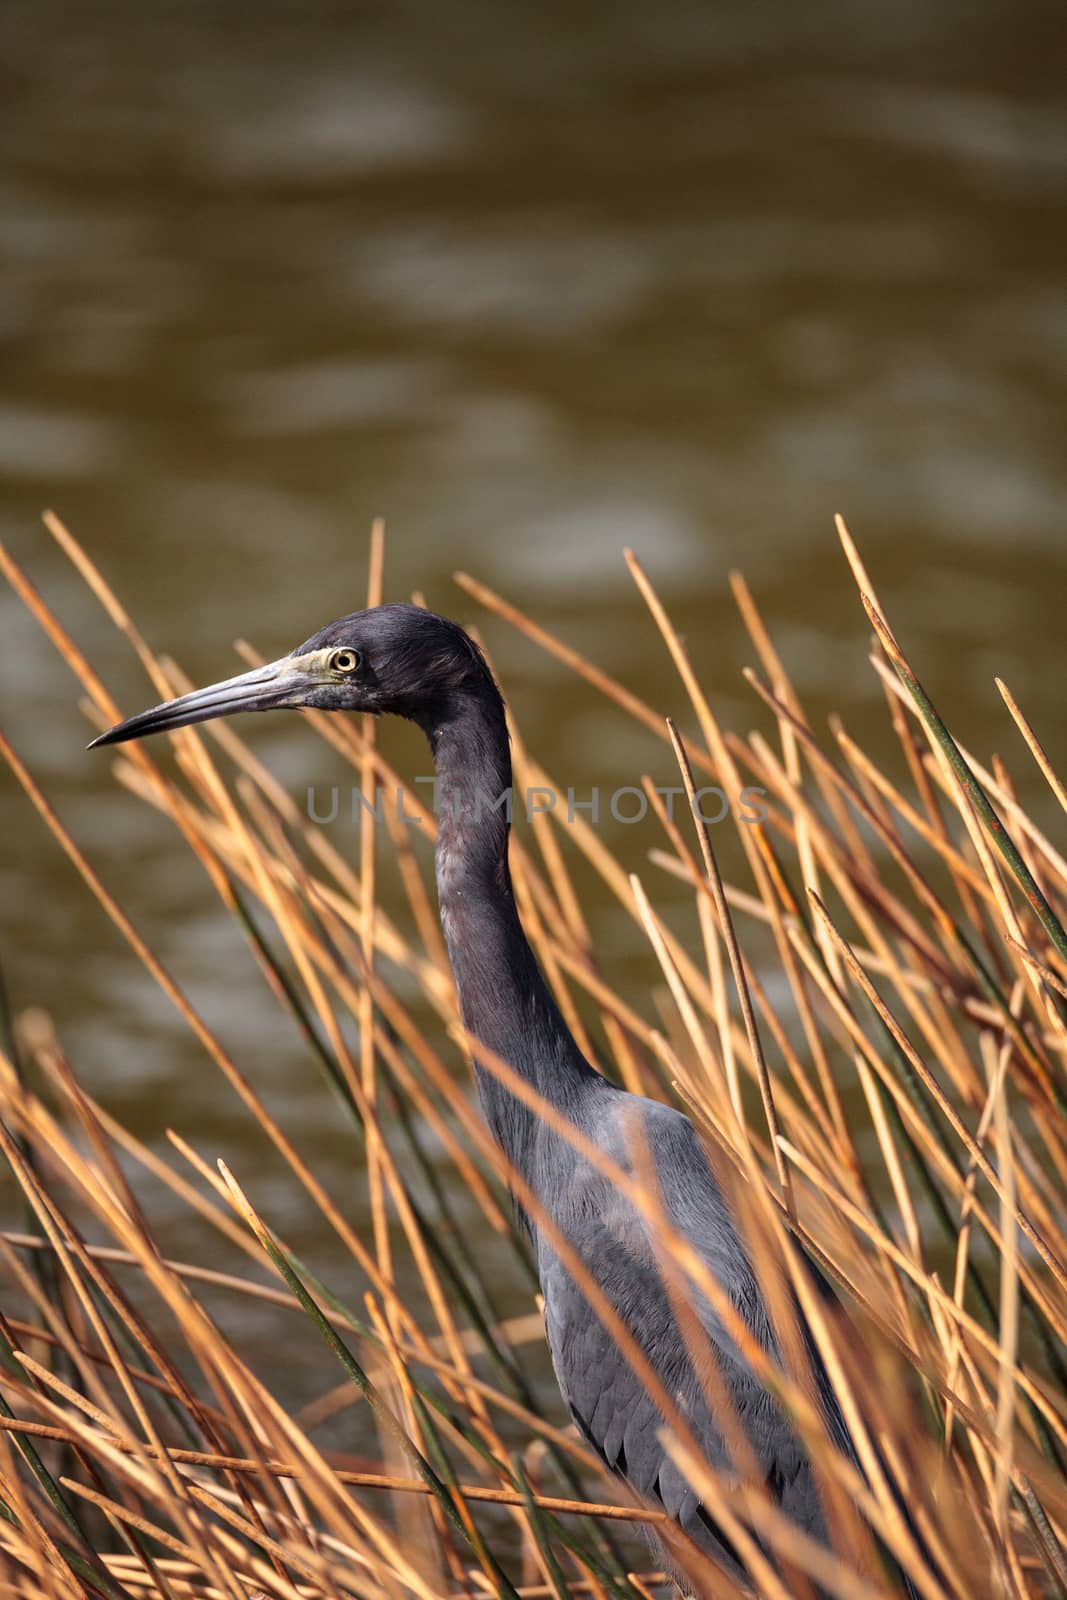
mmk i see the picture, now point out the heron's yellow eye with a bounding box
[330,649,360,675]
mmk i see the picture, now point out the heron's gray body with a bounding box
[91,603,909,1594]
[422,633,842,1588]
[534,1090,831,1582]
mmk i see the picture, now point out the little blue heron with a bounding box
[92,603,915,1594]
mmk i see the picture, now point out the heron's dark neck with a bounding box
[418,687,597,1180]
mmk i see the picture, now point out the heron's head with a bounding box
[90,603,501,749]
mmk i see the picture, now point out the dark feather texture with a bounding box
[92,603,928,1596]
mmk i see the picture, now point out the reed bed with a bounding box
[0,513,1065,1598]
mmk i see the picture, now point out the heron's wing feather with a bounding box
[537,1094,827,1579]
[539,1219,750,1580]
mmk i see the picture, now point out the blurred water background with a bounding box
[1,0,1065,1437]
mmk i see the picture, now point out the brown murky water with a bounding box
[1,0,1065,1437]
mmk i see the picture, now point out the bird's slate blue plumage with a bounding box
[336,610,847,1585]
[93,603,923,1595]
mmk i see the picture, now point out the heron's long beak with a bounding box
[88,654,322,749]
